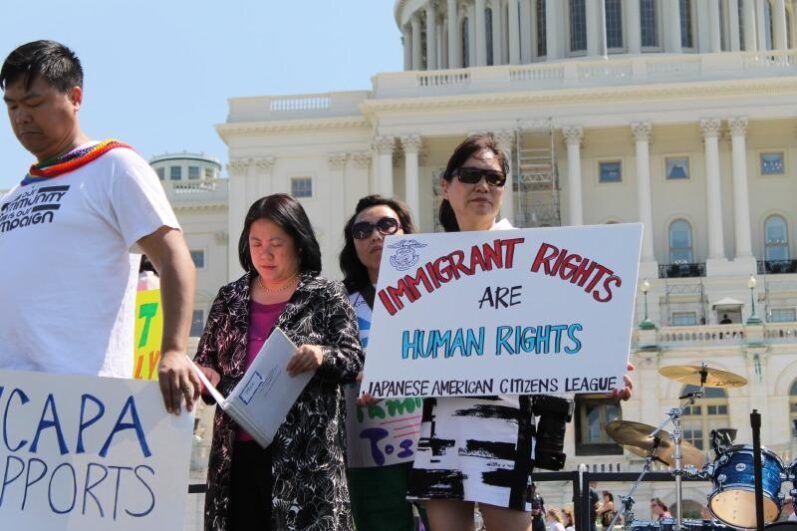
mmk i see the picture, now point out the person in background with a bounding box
[0,40,198,413]
[194,194,363,530]
[545,508,566,531]
[339,194,428,530]
[650,498,673,521]
[562,508,575,531]
[596,491,617,528]
[406,134,634,531]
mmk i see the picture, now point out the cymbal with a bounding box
[606,420,707,468]
[658,365,748,388]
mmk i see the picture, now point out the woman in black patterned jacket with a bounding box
[194,194,363,530]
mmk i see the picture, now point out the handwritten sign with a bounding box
[134,290,162,381]
[0,369,193,530]
[360,224,643,398]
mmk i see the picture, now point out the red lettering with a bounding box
[593,275,622,303]
[559,253,582,281]
[571,258,598,287]
[502,237,524,268]
[480,239,504,270]
[378,290,397,316]
[530,243,560,274]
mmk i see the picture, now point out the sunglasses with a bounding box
[351,217,401,240]
[456,166,506,187]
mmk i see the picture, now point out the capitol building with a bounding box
[158,0,797,522]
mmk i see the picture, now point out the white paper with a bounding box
[360,224,643,398]
[191,327,313,447]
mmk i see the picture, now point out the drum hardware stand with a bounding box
[608,364,708,531]
[751,410,764,531]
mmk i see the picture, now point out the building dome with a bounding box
[150,152,222,182]
[395,0,795,70]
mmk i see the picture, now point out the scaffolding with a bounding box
[660,279,709,326]
[514,119,561,228]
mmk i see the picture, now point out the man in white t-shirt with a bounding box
[0,40,199,415]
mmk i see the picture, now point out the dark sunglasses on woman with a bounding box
[456,166,507,187]
[351,217,401,240]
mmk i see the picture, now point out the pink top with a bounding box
[236,299,288,442]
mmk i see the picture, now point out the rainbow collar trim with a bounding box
[21,139,132,186]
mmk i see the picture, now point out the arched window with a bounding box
[569,0,587,52]
[669,220,693,264]
[680,0,694,48]
[790,380,797,439]
[682,385,729,451]
[537,0,547,57]
[462,17,470,68]
[605,0,624,49]
[765,215,790,261]
[640,0,659,48]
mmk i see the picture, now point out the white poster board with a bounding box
[361,224,643,398]
[0,369,193,530]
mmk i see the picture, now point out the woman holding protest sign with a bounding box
[406,134,634,531]
[194,194,363,530]
[339,194,431,531]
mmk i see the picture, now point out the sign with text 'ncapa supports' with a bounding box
[0,369,193,530]
[361,223,643,398]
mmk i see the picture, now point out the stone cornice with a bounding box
[361,77,797,116]
[216,116,369,138]
[171,203,227,212]
[327,153,348,170]
[349,151,372,169]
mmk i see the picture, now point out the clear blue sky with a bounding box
[0,1,402,190]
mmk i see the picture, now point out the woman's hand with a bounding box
[287,344,324,376]
[197,365,221,395]
[611,362,635,401]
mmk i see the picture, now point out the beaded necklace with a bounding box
[21,139,132,186]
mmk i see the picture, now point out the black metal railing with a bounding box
[658,262,706,279]
[757,259,797,275]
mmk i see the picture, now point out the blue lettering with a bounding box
[0,456,25,506]
[82,462,108,517]
[401,330,424,360]
[108,466,133,520]
[48,463,77,514]
[496,326,514,355]
[565,323,583,354]
[30,394,69,455]
[77,394,106,454]
[127,465,156,517]
[359,427,389,466]
[99,397,152,458]
[21,458,48,510]
[3,388,29,452]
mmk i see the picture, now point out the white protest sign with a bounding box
[0,369,193,530]
[361,223,642,398]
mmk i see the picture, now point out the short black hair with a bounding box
[339,195,416,294]
[439,134,510,232]
[238,194,322,275]
[0,40,83,92]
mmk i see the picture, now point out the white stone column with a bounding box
[728,0,741,52]
[495,131,515,225]
[586,0,601,56]
[562,126,584,226]
[411,13,423,70]
[625,0,642,54]
[773,0,788,50]
[743,0,757,52]
[401,135,423,221]
[349,152,372,214]
[475,0,488,66]
[374,136,395,198]
[327,154,348,253]
[667,0,683,53]
[254,157,275,198]
[707,0,722,52]
[227,158,250,279]
[632,122,656,264]
[403,26,412,70]
[728,117,753,260]
[508,0,521,64]
[491,0,503,65]
[468,5,477,66]
[755,0,768,51]
[426,2,438,70]
[545,0,562,59]
[700,118,727,263]
[447,0,461,67]
[519,0,532,62]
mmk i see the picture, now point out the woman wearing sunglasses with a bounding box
[339,195,430,530]
[406,134,633,531]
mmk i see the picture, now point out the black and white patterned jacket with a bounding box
[194,271,363,530]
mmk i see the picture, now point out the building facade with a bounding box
[216,0,797,519]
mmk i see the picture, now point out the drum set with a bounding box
[603,363,797,530]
